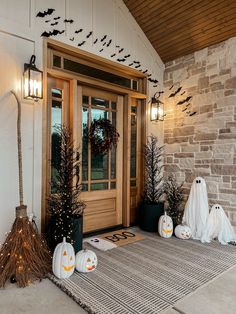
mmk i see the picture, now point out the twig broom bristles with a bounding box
[0,90,51,288]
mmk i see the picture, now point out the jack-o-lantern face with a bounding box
[76,249,98,273]
[53,238,75,279]
[158,212,173,238]
[175,225,191,239]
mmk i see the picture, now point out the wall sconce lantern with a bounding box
[23,55,43,100]
[150,92,165,122]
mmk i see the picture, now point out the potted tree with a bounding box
[139,134,164,232]
[47,126,85,253]
[163,174,184,227]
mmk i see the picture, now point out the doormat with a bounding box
[100,229,144,247]
[49,232,236,313]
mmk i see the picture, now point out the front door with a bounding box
[76,86,123,233]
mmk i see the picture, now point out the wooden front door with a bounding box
[76,86,123,233]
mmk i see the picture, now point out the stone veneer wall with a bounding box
[163,37,236,226]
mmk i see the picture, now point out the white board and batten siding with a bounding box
[0,0,164,244]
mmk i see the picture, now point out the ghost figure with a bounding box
[201,204,236,245]
[183,177,209,240]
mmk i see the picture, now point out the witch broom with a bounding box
[0,90,51,287]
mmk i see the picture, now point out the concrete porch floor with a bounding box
[0,266,235,314]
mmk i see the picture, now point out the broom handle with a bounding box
[11,90,24,206]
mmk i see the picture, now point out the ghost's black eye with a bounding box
[199,180,201,183]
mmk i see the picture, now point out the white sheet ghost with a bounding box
[183,177,209,240]
[201,204,236,245]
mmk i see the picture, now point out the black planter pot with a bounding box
[139,202,164,232]
[47,216,83,253]
[72,216,83,254]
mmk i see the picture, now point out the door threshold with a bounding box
[84,224,126,238]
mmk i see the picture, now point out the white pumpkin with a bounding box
[53,237,75,279]
[175,225,191,239]
[75,249,97,273]
[158,212,173,238]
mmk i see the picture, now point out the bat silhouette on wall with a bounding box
[176,96,192,105]
[148,78,158,84]
[45,20,51,23]
[133,61,140,64]
[51,22,58,26]
[102,42,107,46]
[124,54,130,58]
[182,103,190,112]
[169,85,174,90]
[107,39,112,47]
[64,19,74,23]
[153,84,158,87]
[189,111,197,116]
[99,48,104,52]
[86,31,93,38]
[169,86,182,97]
[118,48,124,53]
[111,53,116,57]
[75,29,83,34]
[147,74,152,77]
[70,37,74,41]
[135,64,141,69]
[93,38,98,44]
[117,58,125,62]
[101,35,107,42]
[41,29,65,37]
[116,45,120,48]
[128,63,133,66]
[36,8,55,17]
[142,69,148,74]
[181,91,186,95]
[54,17,60,20]
[78,41,86,46]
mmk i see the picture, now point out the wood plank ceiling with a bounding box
[123,0,236,63]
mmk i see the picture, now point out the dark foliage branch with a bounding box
[163,174,184,225]
[143,134,163,204]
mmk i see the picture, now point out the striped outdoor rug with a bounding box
[49,233,236,314]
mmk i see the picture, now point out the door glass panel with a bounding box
[83,95,89,105]
[91,183,108,191]
[130,113,137,178]
[110,182,116,189]
[82,107,89,181]
[51,89,62,193]
[91,153,108,180]
[92,97,109,108]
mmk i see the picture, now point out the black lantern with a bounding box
[23,55,43,100]
[150,92,165,122]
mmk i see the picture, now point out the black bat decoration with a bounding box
[86,31,93,38]
[36,8,55,17]
[148,78,158,84]
[75,29,83,34]
[70,37,74,41]
[124,54,131,58]
[117,58,126,62]
[45,20,51,23]
[102,42,107,46]
[51,22,58,26]
[181,91,186,95]
[177,96,192,105]
[133,61,140,64]
[99,48,104,52]
[147,74,152,77]
[107,39,112,47]
[169,84,174,90]
[116,45,120,48]
[128,63,134,66]
[118,48,124,53]
[101,35,107,42]
[182,103,190,112]
[111,53,116,57]
[64,19,74,23]
[93,38,98,44]
[142,69,148,74]
[135,64,141,69]
[189,111,197,116]
[54,16,60,20]
[78,41,86,46]
[169,87,182,98]
[41,29,65,37]
[153,85,158,87]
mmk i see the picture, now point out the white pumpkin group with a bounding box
[53,237,75,279]
[75,249,98,273]
[175,224,191,239]
[53,238,97,279]
[158,212,173,238]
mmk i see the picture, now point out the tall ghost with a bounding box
[201,204,236,245]
[183,177,209,240]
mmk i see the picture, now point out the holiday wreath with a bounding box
[88,118,120,154]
